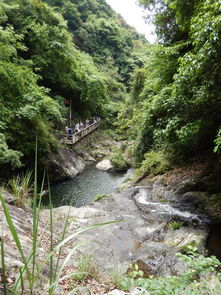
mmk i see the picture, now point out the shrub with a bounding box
[120,249,221,294]
[109,147,128,171]
[8,170,33,207]
[135,150,171,177]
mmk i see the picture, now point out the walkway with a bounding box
[58,119,101,145]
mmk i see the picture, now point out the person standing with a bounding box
[67,126,73,139]
[75,122,80,132]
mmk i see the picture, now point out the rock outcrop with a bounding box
[96,159,114,171]
[0,173,212,294]
[41,183,210,278]
[47,134,118,182]
[47,148,87,182]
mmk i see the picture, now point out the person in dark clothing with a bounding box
[67,127,73,139]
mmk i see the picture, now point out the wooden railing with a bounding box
[58,119,101,145]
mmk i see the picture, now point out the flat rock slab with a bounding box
[0,181,210,293]
[41,184,209,277]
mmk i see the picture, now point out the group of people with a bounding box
[66,116,99,139]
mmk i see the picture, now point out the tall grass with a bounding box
[0,140,121,294]
[8,169,33,207]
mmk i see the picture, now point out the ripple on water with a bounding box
[44,164,133,208]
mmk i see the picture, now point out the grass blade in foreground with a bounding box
[50,206,71,294]
[47,173,54,295]
[0,194,32,289]
[12,171,46,294]
[31,135,38,289]
[1,221,7,295]
[36,220,124,279]
[42,241,84,294]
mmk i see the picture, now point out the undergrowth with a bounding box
[109,147,129,171]
[120,246,221,294]
[135,150,172,177]
[73,254,97,282]
[8,170,33,207]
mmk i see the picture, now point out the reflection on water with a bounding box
[45,164,132,208]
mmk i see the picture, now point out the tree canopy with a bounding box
[0,0,148,175]
[45,0,148,83]
[116,0,221,166]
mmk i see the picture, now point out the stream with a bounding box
[45,163,132,208]
[44,163,221,265]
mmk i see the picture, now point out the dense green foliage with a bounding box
[45,0,147,84]
[121,248,221,294]
[0,0,147,176]
[43,0,149,126]
[116,0,221,169]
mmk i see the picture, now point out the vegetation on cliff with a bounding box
[0,0,147,177]
[116,0,221,172]
[1,0,221,293]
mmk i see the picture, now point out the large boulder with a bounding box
[96,159,114,171]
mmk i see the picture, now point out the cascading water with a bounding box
[133,187,211,227]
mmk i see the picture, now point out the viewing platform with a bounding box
[57,119,101,145]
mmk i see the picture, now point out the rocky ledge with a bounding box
[47,133,118,182]
[0,172,214,294]
[46,183,209,276]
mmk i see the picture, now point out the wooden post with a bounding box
[69,99,72,127]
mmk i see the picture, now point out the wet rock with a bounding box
[2,191,16,205]
[176,181,198,194]
[133,221,167,242]
[133,242,180,275]
[133,187,209,227]
[127,259,152,278]
[181,192,203,205]
[0,168,211,293]
[82,152,95,162]
[39,183,210,281]
[96,159,114,171]
[190,191,211,199]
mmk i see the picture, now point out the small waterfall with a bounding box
[133,188,210,226]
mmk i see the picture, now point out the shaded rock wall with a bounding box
[47,147,87,182]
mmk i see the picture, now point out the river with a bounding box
[42,163,221,264]
[45,163,132,208]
